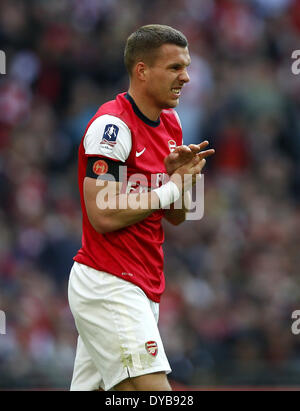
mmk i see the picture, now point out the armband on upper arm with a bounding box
[86,157,125,181]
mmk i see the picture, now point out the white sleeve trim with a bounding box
[84,115,132,162]
[174,110,183,145]
[174,110,182,130]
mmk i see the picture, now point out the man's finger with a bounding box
[194,158,206,174]
[167,152,179,161]
[197,149,215,159]
[188,141,209,153]
[187,158,206,175]
[174,145,192,154]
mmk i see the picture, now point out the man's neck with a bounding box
[127,87,161,122]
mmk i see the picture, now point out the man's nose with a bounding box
[179,69,190,83]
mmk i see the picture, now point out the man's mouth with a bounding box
[171,87,182,97]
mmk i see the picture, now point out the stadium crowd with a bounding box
[1,0,300,389]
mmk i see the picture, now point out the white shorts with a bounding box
[68,262,171,391]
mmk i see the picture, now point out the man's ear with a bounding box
[135,62,148,81]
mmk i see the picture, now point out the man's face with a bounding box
[144,44,191,110]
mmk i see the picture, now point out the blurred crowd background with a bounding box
[0,0,300,390]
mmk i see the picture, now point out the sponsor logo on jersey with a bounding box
[145,340,158,357]
[93,159,108,176]
[136,147,146,157]
[168,139,177,152]
[101,124,119,147]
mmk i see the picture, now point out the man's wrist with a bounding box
[153,181,181,209]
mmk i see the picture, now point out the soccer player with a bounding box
[68,24,215,391]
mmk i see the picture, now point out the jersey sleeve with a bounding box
[83,115,132,162]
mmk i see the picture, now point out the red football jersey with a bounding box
[74,92,182,302]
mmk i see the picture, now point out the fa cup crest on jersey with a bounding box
[101,124,119,147]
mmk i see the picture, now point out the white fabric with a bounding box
[84,115,132,162]
[173,109,182,130]
[68,262,171,391]
[153,181,181,209]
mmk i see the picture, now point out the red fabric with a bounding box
[290,0,300,33]
[74,93,182,302]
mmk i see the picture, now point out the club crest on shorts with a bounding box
[145,341,158,357]
[101,124,119,147]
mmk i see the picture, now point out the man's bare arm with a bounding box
[84,156,207,233]
[163,190,191,225]
[84,178,160,233]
